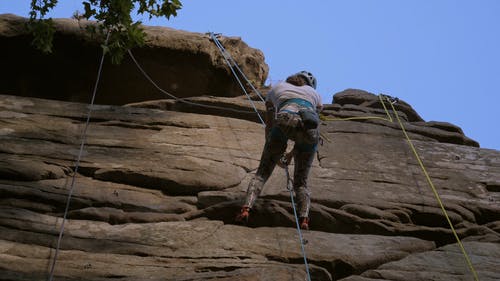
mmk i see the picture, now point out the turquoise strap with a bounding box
[278,98,314,111]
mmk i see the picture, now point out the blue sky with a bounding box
[2,1,499,150]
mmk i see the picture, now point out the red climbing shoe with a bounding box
[299,217,309,230]
[235,206,250,223]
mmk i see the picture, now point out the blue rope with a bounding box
[209,32,266,126]
[284,163,312,281]
[209,32,266,103]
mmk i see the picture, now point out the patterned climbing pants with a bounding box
[244,116,319,218]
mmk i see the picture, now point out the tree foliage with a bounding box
[28,0,182,64]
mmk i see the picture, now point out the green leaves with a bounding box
[28,0,183,63]
[104,21,146,64]
[28,0,59,53]
[137,0,182,19]
[29,0,58,18]
[28,18,56,53]
[162,0,182,19]
[82,2,96,19]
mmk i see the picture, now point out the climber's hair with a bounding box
[286,74,307,86]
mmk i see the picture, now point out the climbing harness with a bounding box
[47,32,110,281]
[208,32,266,126]
[321,94,480,281]
[282,156,312,281]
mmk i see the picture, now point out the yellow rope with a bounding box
[320,94,393,123]
[319,95,393,143]
[387,99,480,281]
[322,94,479,279]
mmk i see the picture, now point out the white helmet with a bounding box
[296,71,317,89]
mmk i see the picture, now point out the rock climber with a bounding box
[236,71,323,230]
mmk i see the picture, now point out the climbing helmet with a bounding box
[296,71,317,89]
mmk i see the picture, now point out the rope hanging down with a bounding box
[208,32,266,103]
[209,32,312,278]
[127,50,261,116]
[387,99,480,281]
[43,26,476,281]
[321,95,479,280]
[323,94,479,280]
[209,32,313,278]
[47,32,110,281]
[208,32,266,126]
[283,158,312,281]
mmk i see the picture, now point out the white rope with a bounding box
[47,32,268,280]
[127,50,265,118]
[47,32,110,281]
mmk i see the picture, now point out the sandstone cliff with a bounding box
[0,14,268,105]
[1,14,500,281]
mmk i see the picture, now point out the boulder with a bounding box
[333,89,423,122]
[325,89,479,147]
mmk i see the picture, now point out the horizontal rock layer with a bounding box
[1,92,499,280]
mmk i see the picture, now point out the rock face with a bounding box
[0,14,268,105]
[1,91,499,281]
[1,17,500,281]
